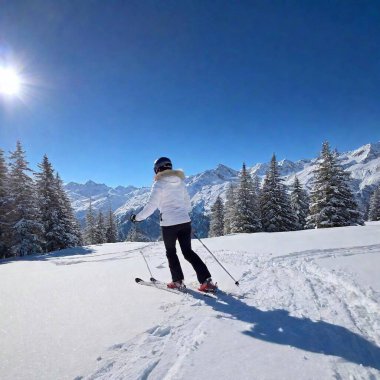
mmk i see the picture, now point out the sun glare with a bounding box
[0,66,21,96]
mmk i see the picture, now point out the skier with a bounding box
[130,157,217,292]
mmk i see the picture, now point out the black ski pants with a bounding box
[161,222,211,284]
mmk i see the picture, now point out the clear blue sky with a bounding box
[0,1,379,187]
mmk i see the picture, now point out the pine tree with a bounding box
[252,173,262,224]
[260,154,296,232]
[106,207,118,243]
[290,176,310,230]
[223,183,236,235]
[85,198,97,244]
[231,163,261,233]
[335,162,363,225]
[368,186,380,221]
[35,155,66,252]
[94,211,106,244]
[0,149,10,258]
[209,196,224,237]
[55,173,83,247]
[252,174,261,199]
[307,142,363,228]
[7,141,43,256]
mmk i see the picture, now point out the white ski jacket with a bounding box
[135,169,191,227]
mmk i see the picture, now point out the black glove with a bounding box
[130,214,137,223]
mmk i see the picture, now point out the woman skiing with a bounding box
[130,157,217,292]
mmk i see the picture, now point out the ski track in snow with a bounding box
[51,243,158,266]
[238,248,380,379]
[83,297,211,380]
[79,243,380,380]
[270,244,380,265]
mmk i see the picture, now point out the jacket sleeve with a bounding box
[183,183,192,213]
[135,182,161,221]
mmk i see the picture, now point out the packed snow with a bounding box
[1,223,380,379]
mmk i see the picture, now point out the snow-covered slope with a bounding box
[1,223,380,379]
[65,141,380,226]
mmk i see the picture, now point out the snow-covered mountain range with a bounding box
[65,141,380,235]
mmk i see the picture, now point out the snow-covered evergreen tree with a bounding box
[252,174,261,198]
[55,173,83,247]
[7,141,43,256]
[335,161,364,226]
[231,163,261,233]
[0,149,10,258]
[260,154,296,232]
[35,157,82,252]
[35,155,66,252]
[209,196,224,237]
[252,173,262,224]
[85,198,97,244]
[94,211,106,244]
[368,185,380,221]
[290,176,310,230]
[307,142,363,228]
[106,207,118,243]
[223,183,236,235]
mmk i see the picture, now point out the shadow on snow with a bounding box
[187,289,380,371]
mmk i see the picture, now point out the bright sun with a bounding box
[0,66,21,96]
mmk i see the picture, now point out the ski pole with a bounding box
[139,249,154,279]
[130,221,155,279]
[193,232,240,287]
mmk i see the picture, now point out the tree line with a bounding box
[368,185,380,222]
[2,140,378,255]
[209,141,367,237]
[0,141,82,258]
[84,198,118,245]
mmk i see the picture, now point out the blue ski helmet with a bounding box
[154,157,172,174]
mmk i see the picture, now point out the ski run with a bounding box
[1,223,380,380]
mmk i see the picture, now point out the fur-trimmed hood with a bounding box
[154,169,185,181]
